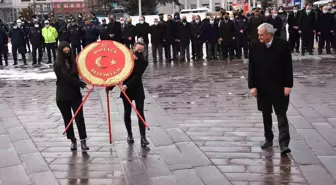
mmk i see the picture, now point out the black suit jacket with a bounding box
[54,62,86,101]
[120,57,148,100]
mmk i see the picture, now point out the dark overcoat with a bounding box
[248,37,293,114]
[120,57,148,100]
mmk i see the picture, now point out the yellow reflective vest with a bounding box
[42,26,58,44]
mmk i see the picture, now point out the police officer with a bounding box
[69,20,83,57]
[9,22,27,65]
[58,21,70,43]
[99,19,110,40]
[83,20,99,46]
[234,10,249,59]
[30,22,44,65]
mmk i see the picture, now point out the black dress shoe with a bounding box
[280,147,291,154]
[127,135,134,144]
[141,136,149,148]
[70,139,77,151]
[261,140,273,149]
[81,140,90,151]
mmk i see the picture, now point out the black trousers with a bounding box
[207,43,218,59]
[56,99,87,140]
[289,31,300,52]
[180,44,190,61]
[46,43,56,63]
[152,43,163,61]
[236,36,249,58]
[221,44,234,58]
[262,112,290,147]
[0,46,8,65]
[318,35,332,53]
[122,98,146,137]
[12,45,26,64]
[32,45,42,64]
[71,44,82,58]
[301,32,314,53]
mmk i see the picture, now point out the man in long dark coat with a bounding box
[248,23,293,155]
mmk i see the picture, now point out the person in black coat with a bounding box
[83,21,99,46]
[202,17,219,60]
[164,15,178,61]
[99,19,110,40]
[53,41,92,151]
[123,18,136,49]
[288,6,301,52]
[219,13,235,59]
[150,18,164,62]
[190,15,203,61]
[316,6,334,54]
[107,15,122,42]
[68,20,83,57]
[247,8,266,43]
[299,4,316,55]
[8,22,27,65]
[248,23,293,155]
[29,22,44,65]
[266,9,283,37]
[177,16,191,61]
[106,42,149,148]
[234,10,249,59]
[135,16,151,59]
[0,22,8,66]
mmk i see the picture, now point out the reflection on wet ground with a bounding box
[0,56,336,184]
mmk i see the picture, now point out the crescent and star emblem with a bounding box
[95,56,117,68]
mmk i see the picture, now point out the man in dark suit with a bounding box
[107,15,122,42]
[248,23,293,154]
[299,3,316,55]
[288,5,301,52]
[266,9,283,37]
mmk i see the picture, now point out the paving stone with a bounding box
[142,155,171,177]
[218,165,246,173]
[30,172,59,185]
[13,139,38,155]
[2,118,22,129]
[288,116,313,129]
[149,127,174,147]
[151,175,179,185]
[21,152,50,174]
[0,148,21,167]
[311,122,336,146]
[205,152,260,159]
[0,123,7,135]
[296,129,336,156]
[121,159,151,185]
[194,166,231,185]
[224,172,306,183]
[318,156,336,180]
[300,165,336,185]
[0,165,31,185]
[173,169,205,185]
[166,128,190,143]
[157,145,191,171]
[0,135,14,150]
[7,127,30,142]
[289,140,321,165]
[176,142,211,167]
[59,179,126,185]
[200,146,250,153]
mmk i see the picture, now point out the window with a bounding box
[202,3,209,8]
[21,0,30,2]
[190,4,196,9]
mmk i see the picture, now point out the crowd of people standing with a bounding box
[0,2,335,66]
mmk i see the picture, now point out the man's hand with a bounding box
[121,85,127,92]
[293,26,298,29]
[250,88,257,97]
[109,34,114,38]
[284,87,291,97]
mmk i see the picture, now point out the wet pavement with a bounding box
[0,51,335,185]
